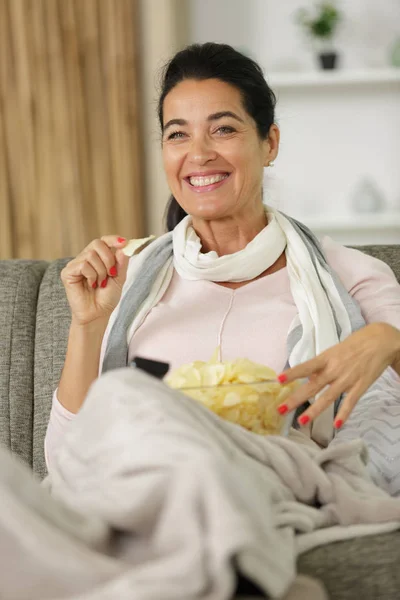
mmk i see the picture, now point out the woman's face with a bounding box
[162,78,279,221]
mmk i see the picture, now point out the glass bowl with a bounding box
[175,380,299,436]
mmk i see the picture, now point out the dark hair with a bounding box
[158,42,276,231]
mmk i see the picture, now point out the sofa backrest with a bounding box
[33,258,71,476]
[0,245,399,479]
[0,259,71,479]
[0,261,48,468]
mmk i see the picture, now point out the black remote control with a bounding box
[130,356,170,379]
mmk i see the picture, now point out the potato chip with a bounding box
[122,235,156,257]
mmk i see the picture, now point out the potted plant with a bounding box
[296,2,342,70]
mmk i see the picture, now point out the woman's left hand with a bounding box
[277,322,400,429]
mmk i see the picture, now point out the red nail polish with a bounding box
[117,237,126,243]
[334,419,343,429]
[299,414,310,426]
[92,281,97,289]
[109,265,117,277]
[100,278,107,288]
[277,373,288,384]
[277,404,288,415]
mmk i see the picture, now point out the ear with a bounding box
[263,124,280,167]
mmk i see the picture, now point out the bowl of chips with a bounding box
[165,355,299,436]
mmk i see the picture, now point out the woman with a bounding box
[46,43,400,493]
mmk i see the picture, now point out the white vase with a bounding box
[351,178,386,214]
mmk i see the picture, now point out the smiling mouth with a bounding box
[185,173,230,189]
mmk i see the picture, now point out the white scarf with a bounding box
[173,210,286,282]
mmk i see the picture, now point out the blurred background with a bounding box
[0,0,399,260]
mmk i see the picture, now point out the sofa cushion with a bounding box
[298,530,400,600]
[33,258,71,478]
[0,260,48,467]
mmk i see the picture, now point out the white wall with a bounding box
[188,0,400,72]
[269,81,400,216]
[186,1,400,243]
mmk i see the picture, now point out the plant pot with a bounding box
[318,51,338,70]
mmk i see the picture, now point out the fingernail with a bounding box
[277,404,289,415]
[334,419,343,429]
[298,414,310,426]
[117,237,126,243]
[100,278,108,288]
[109,265,117,277]
[92,282,98,289]
[277,373,288,384]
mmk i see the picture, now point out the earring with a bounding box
[268,160,275,167]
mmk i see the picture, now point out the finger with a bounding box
[296,380,346,426]
[100,235,127,249]
[114,249,130,282]
[83,249,108,286]
[277,355,325,384]
[278,373,331,414]
[80,262,99,290]
[334,382,369,428]
[61,257,94,284]
[89,240,120,277]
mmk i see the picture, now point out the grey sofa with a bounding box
[1,247,400,600]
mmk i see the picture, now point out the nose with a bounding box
[188,135,218,165]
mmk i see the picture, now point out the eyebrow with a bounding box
[163,111,244,133]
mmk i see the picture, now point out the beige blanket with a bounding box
[1,368,400,600]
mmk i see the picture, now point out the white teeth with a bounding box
[189,173,228,187]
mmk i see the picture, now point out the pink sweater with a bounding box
[45,237,400,470]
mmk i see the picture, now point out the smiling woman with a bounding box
[46,43,400,499]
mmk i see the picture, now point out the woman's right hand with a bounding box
[61,236,129,326]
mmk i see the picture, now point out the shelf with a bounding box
[302,212,400,232]
[267,68,400,89]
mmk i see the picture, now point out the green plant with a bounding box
[296,2,341,39]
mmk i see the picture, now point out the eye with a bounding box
[215,125,236,135]
[167,130,186,140]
